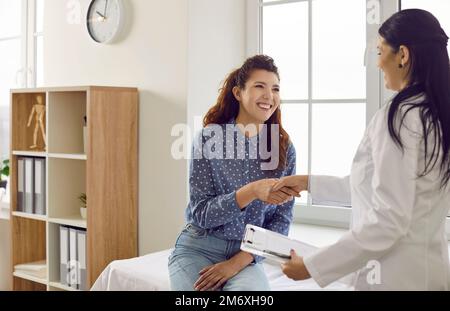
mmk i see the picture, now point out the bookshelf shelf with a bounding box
[13,271,48,286]
[12,211,47,222]
[49,281,80,292]
[48,215,87,229]
[10,86,138,291]
[12,151,47,157]
[48,153,87,160]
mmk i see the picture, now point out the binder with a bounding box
[24,157,34,214]
[17,157,25,212]
[60,226,69,285]
[34,158,46,215]
[69,227,78,288]
[76,229,87,290]
[240,224,317,264]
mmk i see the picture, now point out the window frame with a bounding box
[27,0,42,88]
[0,0,28,164]
[248,0,450,240]
[0,0,27,88]
[0,0,42,88]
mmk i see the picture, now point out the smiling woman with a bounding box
[168,55,299,291]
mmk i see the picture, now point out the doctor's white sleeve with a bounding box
[309,175,351,207]
[303,109,420,287]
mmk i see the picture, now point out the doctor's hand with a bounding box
[281,250,311,281]
[272,175,309,194]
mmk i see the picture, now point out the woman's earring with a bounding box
[398,64,403,68]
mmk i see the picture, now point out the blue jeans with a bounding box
[168,223,271,291]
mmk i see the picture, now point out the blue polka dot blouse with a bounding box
[185,118,297,243]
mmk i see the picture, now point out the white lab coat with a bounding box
[303,96,450,290]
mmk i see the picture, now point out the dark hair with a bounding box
[379,9,450,188]
[203,55,290,170]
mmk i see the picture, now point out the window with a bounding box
[252,0,450,232]
[0,0,44,161]
[0,0,22,161]
[259,0,371,226]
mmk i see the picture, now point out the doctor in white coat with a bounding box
[274,9,450,290]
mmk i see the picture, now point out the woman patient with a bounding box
[168,55,298,291]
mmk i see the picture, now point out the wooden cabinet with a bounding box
[9,86,138,291]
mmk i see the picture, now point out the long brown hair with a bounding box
[203,55,291,170]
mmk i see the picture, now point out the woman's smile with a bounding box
[256,102,273,111]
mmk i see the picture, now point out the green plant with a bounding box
[78,193,87,208]
[0,159,9,181]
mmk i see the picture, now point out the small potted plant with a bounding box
[79,193,87,219]
[0,159,9,190]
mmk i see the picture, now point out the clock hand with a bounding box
[103,0,109,17]
[96,11,106,22]
[96,11,106,19]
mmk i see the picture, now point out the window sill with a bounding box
[289,222,347,248]
[293,203,351,229]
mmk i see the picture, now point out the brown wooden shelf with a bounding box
[10,86,138,291]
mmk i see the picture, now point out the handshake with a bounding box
[252,175,309,206]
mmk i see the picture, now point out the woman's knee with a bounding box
[168,253,213,291]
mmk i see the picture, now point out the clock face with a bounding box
[86,0,123,43]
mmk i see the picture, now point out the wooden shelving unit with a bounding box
[10,86,138,291]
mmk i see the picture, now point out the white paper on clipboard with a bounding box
[240,224,318,264]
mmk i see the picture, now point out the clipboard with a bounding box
[240,224,317,264]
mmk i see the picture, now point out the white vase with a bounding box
[80,207,87,219]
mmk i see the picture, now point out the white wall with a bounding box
[187,0,247,132]
[43,0,248,255]
[44,0,188,255]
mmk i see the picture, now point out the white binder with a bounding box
[33,158,46,215]
[240,224,317,264]
[60,226,69,285]
[17,157,25,212]
[24,157,34,214]
[69,227,78,288]
[76,229,87,290]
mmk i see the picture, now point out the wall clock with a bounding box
[86,0,124,44]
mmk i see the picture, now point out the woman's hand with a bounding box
[194,251,254,291]
[281,250,311,281]
[252,179,296,205]
[194,260,239,291]
[272,175,309,194]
